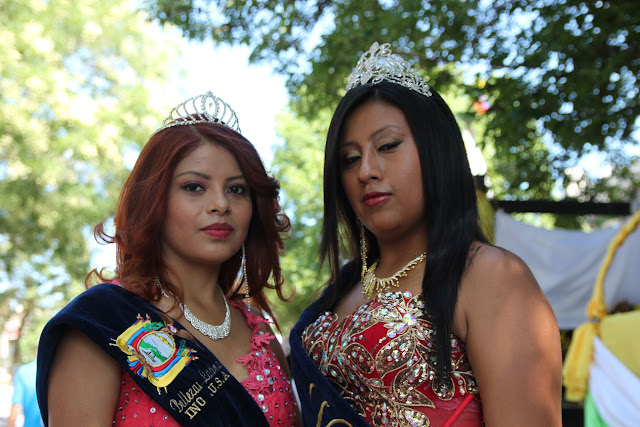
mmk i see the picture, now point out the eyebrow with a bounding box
[340,124,402,147]
[175,171,245,182]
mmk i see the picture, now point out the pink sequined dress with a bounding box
[113,300,296,426]
[301,290,483,427]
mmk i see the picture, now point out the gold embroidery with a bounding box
[309,383,355,427]
[316,401,330,427]
[326,420,353,427]
[302,292,479,427]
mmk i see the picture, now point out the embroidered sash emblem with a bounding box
[114,314,197,393]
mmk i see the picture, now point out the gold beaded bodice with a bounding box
[301,291,482,427]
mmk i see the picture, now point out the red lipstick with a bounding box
[202,223,233,239]
[363,192,391,207]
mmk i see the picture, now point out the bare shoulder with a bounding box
[459,243,545,310]
[460,242,558,349]
[458,242,563,426]
[468,243,538,288]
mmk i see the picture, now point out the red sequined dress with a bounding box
[113,300,296,426]
[301,290,482,427]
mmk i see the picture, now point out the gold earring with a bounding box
[359,221,369,283]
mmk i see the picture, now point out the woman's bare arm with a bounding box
[47,328,121,427]
[460,245,563,426]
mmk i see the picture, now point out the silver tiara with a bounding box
[155,91,241,134]
[346,42,432,97]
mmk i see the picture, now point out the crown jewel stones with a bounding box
[346,42,432,98]
[156,91,241,134]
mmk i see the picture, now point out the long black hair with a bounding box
[320,81,487,384]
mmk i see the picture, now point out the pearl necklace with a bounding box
[361,252,427,300]
[154,277,231,341]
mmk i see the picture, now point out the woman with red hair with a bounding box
[36,91,300,426]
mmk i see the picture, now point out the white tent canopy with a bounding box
[494,210,640,330]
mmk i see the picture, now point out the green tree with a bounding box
[146,0,639,202]
[0,0,177,365]
[144,0,638,335]
[268,109,330,334]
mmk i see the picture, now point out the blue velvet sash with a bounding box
[289,266,370,427]
[36,283,269,426]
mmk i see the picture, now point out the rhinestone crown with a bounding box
[346,42,432,97]
[155,90,241,134]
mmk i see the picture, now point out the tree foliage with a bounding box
[0,0,177,364]
[267,110,330,334]
[146,0,639,202]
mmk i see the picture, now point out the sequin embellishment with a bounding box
[302,291,481,427]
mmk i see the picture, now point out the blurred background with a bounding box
[1,1,638,425]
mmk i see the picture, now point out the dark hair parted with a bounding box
[88,121,291,320]
[320,81,487,384]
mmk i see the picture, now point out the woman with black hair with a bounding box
[290,42,562,426]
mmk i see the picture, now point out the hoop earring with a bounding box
[242,243,250,309]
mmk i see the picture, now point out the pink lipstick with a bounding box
[363,192,390,207]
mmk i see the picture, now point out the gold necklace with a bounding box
[361,253,427,299]
[360,234,426,299]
